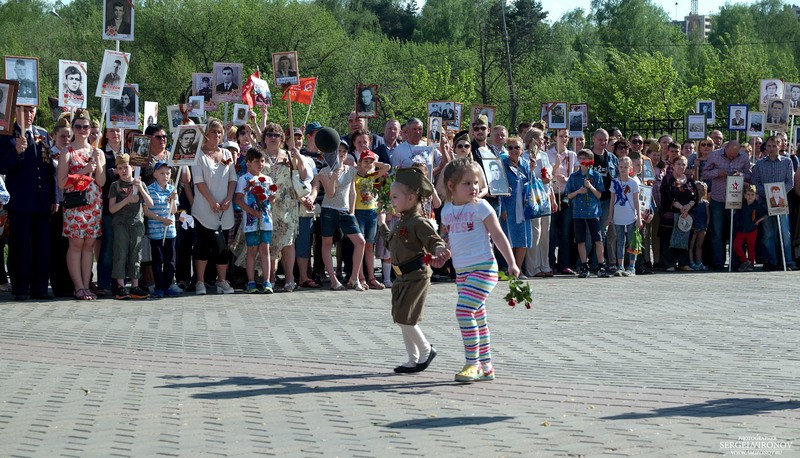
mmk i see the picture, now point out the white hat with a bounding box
[222,141,240,152]
[677,214,693,232]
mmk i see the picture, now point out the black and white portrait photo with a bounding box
[697,100,715,125]
[131,134,151,167]
[570,103,589,128]
[232,103,249,127]
[193,73,213,102]
[548,102,567,130]
[4,56,39,106]
[103,0,134,41]
[747,111,764,137]
[272,51,299,86]
[108,83,139,129]
[144,101,158,128]
[728,104,748,131]
[446,102,463,131]
[784,82,800,116]
[483,157,510,197]
[212,62,242,103]
[167,104,184,132]
[568,111,584,138]
[188,96,205,118]
[172,125,204,166]
[355,84,378,118]
[470,104,496,129]
[765,99,789,132]
[760,79,783,111]
[58,60,87,109]
[0,80,18,135]
[95,50,130,99]
[427,116,442,144]
[686,113,707,140]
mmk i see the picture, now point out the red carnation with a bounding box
[524,302,531,309]
[508,300,516,307]
[258,176,266,182]
[269,184,278,192]
[422,253,433,265]
[541,168,549,180]
[256,194,267,203]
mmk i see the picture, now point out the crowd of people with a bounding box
[0,106,798,304]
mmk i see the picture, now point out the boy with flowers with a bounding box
[234,149,277,293]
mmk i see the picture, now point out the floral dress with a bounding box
[62,147,102,239]
[263,153,299,260]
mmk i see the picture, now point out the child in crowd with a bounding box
[631,155,656,274]
[109,153,154,300]
[440,157,520,383]
[733,185,766,272]
[144,162,180,297]
[565,150,608,278]
[234,148,275,293]
[354,150,391,289]
[690,181,710,271]
[606,156,641,276]
[378,164,449,374]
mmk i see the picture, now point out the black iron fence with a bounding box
[587,117,737,141]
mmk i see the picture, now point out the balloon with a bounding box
[315,127,340,153]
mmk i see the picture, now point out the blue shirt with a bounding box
[147,182,177,240]
[565,169,605,219]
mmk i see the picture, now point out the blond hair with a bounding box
[441,156,483,202]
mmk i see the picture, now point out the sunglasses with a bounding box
[699,142,713,147]
[472,126,487,131]
[74,124,91,130]
[630,139,643,144]
[265,132,281,138]
[507,145,522,150]
[154,135,168,140]
[456,143,470,149]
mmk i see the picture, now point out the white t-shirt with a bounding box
[610,177,640,225]
[441,199,496,269]
[319,165,357,211]
[236,173,274,232]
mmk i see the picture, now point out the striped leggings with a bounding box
[455,261,498,365]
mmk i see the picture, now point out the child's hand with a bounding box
[508,264,521,278]
[577,186,588,195]
[169,190,178,201]
[605,219,612,227]
[162,217,174,226]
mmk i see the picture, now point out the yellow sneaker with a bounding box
[454,364,483,382]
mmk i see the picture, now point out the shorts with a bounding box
[320,207,361,238]
[355,209,378,243]
[296,216,314,258]
[574,218,602,244]
[245,230,273,247]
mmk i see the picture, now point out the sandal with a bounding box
[367,278,385,290]
[330,282,346,291]
[73,289,93,300]
[299,279,322,289]
[346,281,365,292]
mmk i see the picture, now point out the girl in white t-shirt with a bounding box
[605,156,642,276]
[440,157,519,383]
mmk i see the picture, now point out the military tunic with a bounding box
[378,209,445,325]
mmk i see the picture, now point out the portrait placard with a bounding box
[641,156,655,184]
[747,111,764,137]
[96,50,130,99]
[355,84,378,118]
[639,185,653,213]
[0,79,18,136]
[211,62,243,103]
[427,116,442,145]
[482,157,510,196]
[686,113,707,140]
[107,83,138,129]
[103,0,134,41]
[547,102,567,130]
[192,72,216,112]
[784,82,800,116]
[764,99,789,133]
[171,125,203,167]
[249,74,272,107]
[725,175,744,210]
[232,103,249,126]
[470,104,496,128]
[765,182,789,216]
[759,79,783,111]
[143,101,158,128]
[188,96,205,118]
[570,103,589,128]
[697,100,715,125]
[568,111,583,138]
[58,60,87,109]
[3,56,39,106]
[446,102,463,131]
[540,102,555,122]
[728,104,747,131]
[130,134,151,167]
[166,104,185,133]
[272,51,299,87]
[428,100,456,122]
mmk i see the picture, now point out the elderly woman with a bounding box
[523,128,556,277]
[261,122,307,292]
[659,155,698,272]
[57,109,106,300]
[191,118,237,294]
[499,136,532,277]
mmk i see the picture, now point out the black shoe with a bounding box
[415,347,437,372]
[129,286,150,300]
[14,295,29,301]
[394,365,418,374]
[30,292,55,300]
[115,286,131,300]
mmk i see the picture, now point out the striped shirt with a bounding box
[147,182,176,240]
[700,149,753,202]
[751,155,794,199]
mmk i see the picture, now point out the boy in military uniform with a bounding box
[378,164,450,374]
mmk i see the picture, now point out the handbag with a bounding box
[669,215,691,250]
[62,190,90,209]
[212,214,227,254]
[289,155,311,199]
[524,175,551,219]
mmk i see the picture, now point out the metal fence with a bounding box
[587,117,736,141]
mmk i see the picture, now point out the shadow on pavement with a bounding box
[603,398,800,420]
[383,416,514,429]
[156,373,460,398]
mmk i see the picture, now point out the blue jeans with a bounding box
[709,200,728,267]
[761,214,795,267]
[615,223,636,267]
[97,213,114,289]
[586,200,612,267]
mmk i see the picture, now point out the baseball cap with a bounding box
[359,150,377,162]
[292,127,303,136]
[222,141,240,152]
[154,161,170,170]
[305,122,322,135]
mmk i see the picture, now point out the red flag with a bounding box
[281,77,317,105]
[242,70,260,108]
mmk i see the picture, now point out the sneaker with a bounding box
[608,265,618,275]
[115,286,130,300]
[454,364,483,382]
[216,280,235,294]
[129,286,150,300]
[666,267,676,272]
[245,281,260,293]
[152,289,165,298]
[195,282,207,295]
[165,288,181,297]
[626,267,636,276]
[284,281,296,292]
[597,264,609,278]
[167,283,184,295]
[480,367,496,381]
[619,269,631,277]
[738,261,751,272]
[578,264,590,278]
[262,281,274,294]
[614,266,624,277]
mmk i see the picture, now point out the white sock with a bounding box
[383,262,392,283]
[398,324,419,366]
[404,324,430,362]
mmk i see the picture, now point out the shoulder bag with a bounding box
[289,154,311,199]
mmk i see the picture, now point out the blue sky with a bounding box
[535,0,752,22]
